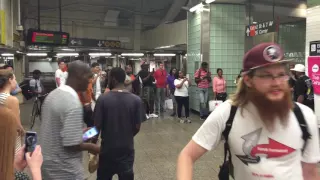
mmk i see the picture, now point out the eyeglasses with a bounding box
[254,74,289,83]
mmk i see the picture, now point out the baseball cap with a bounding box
[243,43,290,74]
[290,64,305,72]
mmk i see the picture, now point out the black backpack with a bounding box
[218,102,311,180]
[19,80,33,100]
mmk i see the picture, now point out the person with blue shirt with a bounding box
[166,68,177,116]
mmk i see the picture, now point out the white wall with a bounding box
[141,20,187,49]
[305,6,320,126]
[29,62,59,73]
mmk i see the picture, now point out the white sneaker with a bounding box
[149,113,159,118]
[146,114,150,119]
[179,118,185,123]
[186,118,191,123]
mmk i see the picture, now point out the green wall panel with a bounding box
[209,4,245,95]
[278,21,306,64]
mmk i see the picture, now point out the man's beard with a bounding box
[248,87,293,131]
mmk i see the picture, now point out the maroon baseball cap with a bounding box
[242,43,290,73]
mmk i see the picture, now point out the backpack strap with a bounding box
[293,102,311,153]
[222,105,238,163]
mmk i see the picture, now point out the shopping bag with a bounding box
[165,99,174,110]
[209,100,223,112]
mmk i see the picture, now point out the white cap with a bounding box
[290,64,305,72]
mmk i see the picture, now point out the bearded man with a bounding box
[177,43,320,180]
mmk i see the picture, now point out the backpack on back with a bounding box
[218,102,311,180]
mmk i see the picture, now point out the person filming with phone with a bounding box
[0,106,43,180]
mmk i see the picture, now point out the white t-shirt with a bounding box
[192,100,320,180]
[95,74,101,100]
[174,79,189,97]
[29,79,42,95]
[55,69,68,87]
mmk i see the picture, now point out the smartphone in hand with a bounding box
[83,127,99,141]
[25,131,37,153]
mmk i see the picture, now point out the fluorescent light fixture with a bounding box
[6,57,14,60]
[89,53,112,56]
[155,45,175,49]
[121,53,144,57]
[61,48,75,51]
[205,0,216,3]
[1,53,14,56]
[154,53,176,57]
[56,53,79,56]
[253,22,257,24]
[27,53,47,57]
[190,3,203,12]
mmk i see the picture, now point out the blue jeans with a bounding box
[155,88,166,114]
[198,88,209,117]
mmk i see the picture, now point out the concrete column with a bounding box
[24,55,29,78]
[133,15,142,51]
[0,0,14,46]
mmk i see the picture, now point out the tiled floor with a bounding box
[20,100,320,180]
[20,101,224,180]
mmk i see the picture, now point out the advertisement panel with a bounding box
[308,56,320,95]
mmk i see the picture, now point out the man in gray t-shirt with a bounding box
[40,61,100,180]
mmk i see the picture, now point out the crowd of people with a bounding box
[0,42,319,180]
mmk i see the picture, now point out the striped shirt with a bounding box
[40,85,84,180]
[0,92,22,154]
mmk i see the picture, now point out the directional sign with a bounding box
[68,38,121,48]
[245,20,277,37]
[310,41,320,56]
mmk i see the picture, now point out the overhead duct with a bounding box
[160,0,189,25]
[252,3,306,18]
[104,10,120,27]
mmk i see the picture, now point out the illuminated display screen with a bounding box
[27,29,70,46]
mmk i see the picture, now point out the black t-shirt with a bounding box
[138,70,154,87]
[94,91,145,152]
[288,77,295,88]
[294,75,314,108]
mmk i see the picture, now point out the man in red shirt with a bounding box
[154,63,167,115]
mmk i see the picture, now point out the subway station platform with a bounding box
[20,101,224,180]
[20,101,320,180]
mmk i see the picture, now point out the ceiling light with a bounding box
[253,22,257,24]
[61,48,75,51]
[89,53,112,56]
[1,53,14,56]
[154,53,176,57]
[205,0,216,3]
[155,45,175,49]
[6,57,14,60]
[56,53,79,57]
[121,53,144,57]
[190,3,204,12]
[27,53,47,57]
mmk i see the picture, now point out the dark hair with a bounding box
[58,59,65,65]
[33,70,41,75]
[1,65,11,70]
[91,62,100,68]
[201,62,208,67]
[217,68,223,73]
[0,70,14,89]
[174,69,181,79]
[169,68,177,76]
[109,67,126,84]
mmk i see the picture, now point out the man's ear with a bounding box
[243,75,252,88]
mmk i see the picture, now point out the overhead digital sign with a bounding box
[27,29,70,46]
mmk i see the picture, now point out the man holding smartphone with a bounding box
[40,61,100,180]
